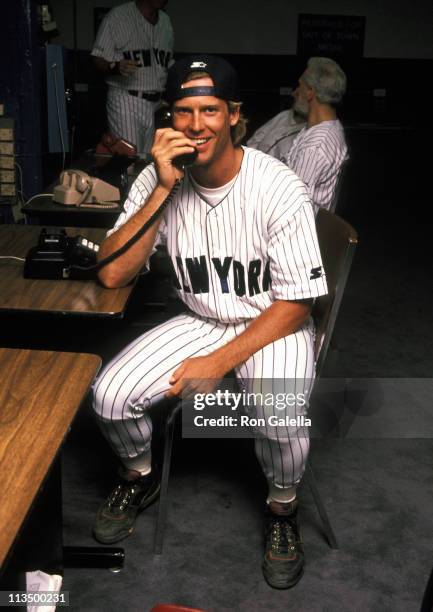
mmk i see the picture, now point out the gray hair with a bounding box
[303,57,347,106]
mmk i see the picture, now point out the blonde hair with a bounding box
[180,72,247,146]
[228,101,247,146]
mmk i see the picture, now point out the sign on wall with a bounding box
[297,14,365,58]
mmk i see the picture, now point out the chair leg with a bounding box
[154,406,179,555]
[305,462,339,550]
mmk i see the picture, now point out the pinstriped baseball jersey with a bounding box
[247,109,306,160]
[91,2,174,92]
[106,87,156,153]
[109,146,328,323]
[284,120,348,211]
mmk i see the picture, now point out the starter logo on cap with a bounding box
[190,61,207,69]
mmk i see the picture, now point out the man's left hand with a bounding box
[166,355,226,399]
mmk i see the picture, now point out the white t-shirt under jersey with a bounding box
[109,147,328,323]
[284,120,347,211]
[91,2,174,92]
[189,173,238,207]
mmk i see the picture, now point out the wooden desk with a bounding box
[0,225,135,317]
[0,348,101,568]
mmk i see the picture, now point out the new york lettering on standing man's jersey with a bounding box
[92,1,174,92]
[109,148,328,323]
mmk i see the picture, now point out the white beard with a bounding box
[293,98,309,119]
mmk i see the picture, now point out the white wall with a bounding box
[51,0,433,59]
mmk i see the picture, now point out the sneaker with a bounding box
[262,499,305,589]
[93,470,160,544]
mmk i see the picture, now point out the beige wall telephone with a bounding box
[52,170,120,208]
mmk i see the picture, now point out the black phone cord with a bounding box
[71,179,181,272]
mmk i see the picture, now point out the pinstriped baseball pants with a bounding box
[107,86,156,155]
[92,313,315,488]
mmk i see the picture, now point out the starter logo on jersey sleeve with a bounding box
[309,266,323,280]
[169,255,272,297]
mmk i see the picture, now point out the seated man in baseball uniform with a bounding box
[91,55,327,590]
[283,57,348,212]
[247,106,306,160]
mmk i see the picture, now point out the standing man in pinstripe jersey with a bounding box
[91,55,328,589]
[91,0,173,156]
[283,57,348,212]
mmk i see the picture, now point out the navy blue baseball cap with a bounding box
[165,54,241,104]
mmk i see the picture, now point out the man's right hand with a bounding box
[151,128,197,191]
[118,59,138,76]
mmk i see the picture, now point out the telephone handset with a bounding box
[52,170,120,208]
[154,106,198,169]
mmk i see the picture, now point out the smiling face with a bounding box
[172,76,240,168]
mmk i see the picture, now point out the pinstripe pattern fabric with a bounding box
[93,314,227,460]
[109,147,327,322]
[284,120,348,211]
[236,319,315,488]
[247,109,306,160]
[93,314,315,487]
[93,146,327,487]
[107,87,156,154]
[91,2,173,153]
[91,2,173,91]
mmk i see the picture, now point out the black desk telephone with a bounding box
[23,228,99,280]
